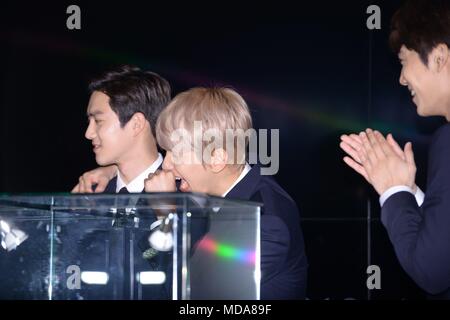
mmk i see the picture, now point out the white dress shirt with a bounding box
[222,163,252,197]
[115,153,163,193]
[379,185,425,207]
[111,153,163,217]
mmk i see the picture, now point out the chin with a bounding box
[416,108,426,117]
[95,156,111,166]
[417,105,439,118]
[415,103,427,117]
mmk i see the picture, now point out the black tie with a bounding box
[119,187,129,194]
[113,187,131,228]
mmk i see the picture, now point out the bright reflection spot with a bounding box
[0,221,10,233]
[138,271,166,285]
[81,272,109,285]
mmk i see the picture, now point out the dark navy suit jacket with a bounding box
[226,164,308,300]
[102,165,308,300]
[382,123,450,299]
[103,176,120,194]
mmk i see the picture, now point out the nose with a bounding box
[162,151,174,171]
[399,69,408,86]
[85,119,96,140]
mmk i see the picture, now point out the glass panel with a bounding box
[188,205,260,300]
[0,208,51,299]
[0,193,260,300]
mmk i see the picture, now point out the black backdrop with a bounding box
[1,0,446,299]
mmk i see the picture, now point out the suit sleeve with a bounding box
[260,215,290,283]
[381,125,450,294]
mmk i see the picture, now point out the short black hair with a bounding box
[389,0,450,65]
[88,65,171,136]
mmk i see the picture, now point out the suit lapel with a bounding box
[225,164,260,201]
[103,176,118,194]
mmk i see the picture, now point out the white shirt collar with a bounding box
[116,153,163,193]
[222,163,251,197]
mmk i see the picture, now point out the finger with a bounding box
[77,177,86,193]
[340,134,363,152]
[404,142,416,166]
[144,178,152,191]
[357,148,372,173]
[359,131,377,166]
[366,129,386,159]
[349,133,363,144]
[343,157,369,181]
[145,173,157,184]
[95,177,108,193]
[387,133,406,160]
[81,176,93,193]
[84,174,100,193]
[374,131,394,157]
[149,170,161,178]
[162,170,176,179]
[340,141,363,163]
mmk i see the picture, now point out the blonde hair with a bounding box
[156,87,253,166]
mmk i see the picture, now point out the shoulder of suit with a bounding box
[250,175,299,215]
[430,123,450,154]
[432,123,450,144]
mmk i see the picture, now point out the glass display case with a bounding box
[0,193,261,300]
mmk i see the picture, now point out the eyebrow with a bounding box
[87,110,104,117]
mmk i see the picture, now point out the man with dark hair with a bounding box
[72,65,171,193]
[340,0,450,299]
[389,0,450,66]
[71,66,172,300]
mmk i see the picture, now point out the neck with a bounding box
[445,96,450,122]
[117,138,159,185]
[209,166,244,196]
[443,70,450,121]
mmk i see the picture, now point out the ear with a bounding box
[130,112,147,136]
[209,148,228,173]
[430,44,449,72]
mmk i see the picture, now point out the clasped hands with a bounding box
[340,129,417,196]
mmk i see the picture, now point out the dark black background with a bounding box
[1,0,446,299]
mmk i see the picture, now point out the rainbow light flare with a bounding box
[197,236,256,265]
[6,30,428,142]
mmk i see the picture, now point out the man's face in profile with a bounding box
[85,91,134,166]
[398,45,446,117]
